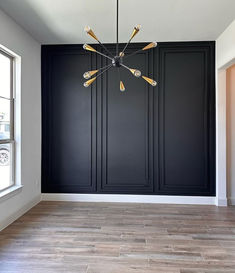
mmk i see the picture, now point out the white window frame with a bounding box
[0,49,14,191]
[0,44,22,201]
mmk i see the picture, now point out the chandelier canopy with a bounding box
[83,0,157,92]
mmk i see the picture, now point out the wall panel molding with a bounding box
[98,45,154,193]
[42,45,97,193]
[155,43,215,196]
[42,42,215,196]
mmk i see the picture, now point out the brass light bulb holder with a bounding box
[120,81,125,92]
[142,76,157,86]
[142,42,158,51]
[84,26,99,41]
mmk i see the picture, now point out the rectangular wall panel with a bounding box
[97,46,154,193]
[42,46,96,193]
[155,43,215,195]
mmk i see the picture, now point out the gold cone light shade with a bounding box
[84,77,97,87]
[130,69,141,77]
[83,70,99,79]
[84,26,99,41]
[130,24,141,40]
[142,42,158,51]
[83,44,97,52]
[142,76,157,86]
[120,81,125,92]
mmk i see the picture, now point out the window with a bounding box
[0,49,14,192]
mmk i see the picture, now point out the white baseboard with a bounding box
[41,193,216,205]
[228,198,235,206]
[216,198,228,206]
[0,195,41,231]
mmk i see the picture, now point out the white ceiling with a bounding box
[0,0,235,44]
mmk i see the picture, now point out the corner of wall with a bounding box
[0,194,41,231]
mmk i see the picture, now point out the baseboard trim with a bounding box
[216,198,228,206]
[0,195,41,231]
[41,193,216,205]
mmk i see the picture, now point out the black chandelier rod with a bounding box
[98,41,114,58]
[95,64,113,79]
[116,0,119,56]
[123,48,142,59]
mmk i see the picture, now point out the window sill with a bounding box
[0,185,23,203]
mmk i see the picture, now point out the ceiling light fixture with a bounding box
[83,0,157,91]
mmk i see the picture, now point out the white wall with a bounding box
[227,65,235,205]
[0,8,41,229]
[217,19,235,70]
[216,19,235,206]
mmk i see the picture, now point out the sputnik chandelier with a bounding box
[83,0,157,92]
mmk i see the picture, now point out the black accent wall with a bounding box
[42,42,215,196]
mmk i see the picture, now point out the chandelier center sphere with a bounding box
[112,56,122,67]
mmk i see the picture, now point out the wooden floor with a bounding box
[0,202,235,273]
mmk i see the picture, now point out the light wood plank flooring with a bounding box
[0,201,235,273]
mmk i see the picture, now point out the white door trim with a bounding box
[216,57,235,206]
